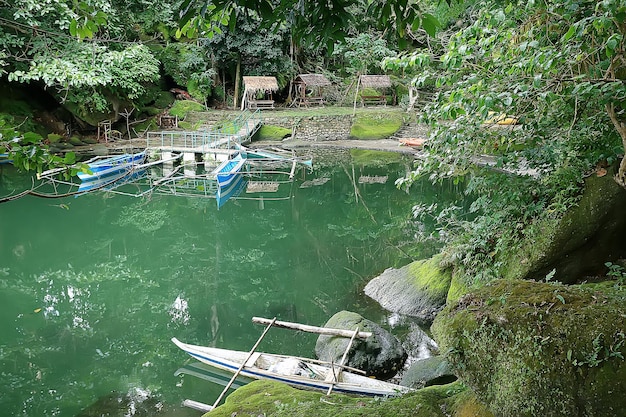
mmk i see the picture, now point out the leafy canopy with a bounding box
[385,0,626,283]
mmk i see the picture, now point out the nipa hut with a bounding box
[241,76,279,110]
[356,75,393,107]
[293,73,331,107]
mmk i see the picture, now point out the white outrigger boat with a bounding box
[171,337,412,397]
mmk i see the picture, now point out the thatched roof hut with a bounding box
[294,74,331,88]
[359,75,392,89]
[242,76,279,93]
[355,74,393,107]
[241,76,279,110]
[293,74,332,107]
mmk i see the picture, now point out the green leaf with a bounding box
[422,13,440,37]
[562,25,576,42]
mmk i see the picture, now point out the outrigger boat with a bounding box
[171,337,412,397]
[77,151,147,181]
[213,153,246,188]
[173,317,413,412]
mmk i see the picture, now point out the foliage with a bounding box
[158,42,216,99]
[384,0,626,286]
[331,33,397,77]
[177,0,445,51]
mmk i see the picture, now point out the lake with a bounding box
[0,149,462,416]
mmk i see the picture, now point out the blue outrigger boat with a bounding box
[213,154,246,188]
[77,151,147,181]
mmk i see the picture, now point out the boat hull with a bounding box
[214,154,246,188]
[172,338,411,397]
[78,152,146,181]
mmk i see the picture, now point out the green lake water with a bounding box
[0,151,462,416]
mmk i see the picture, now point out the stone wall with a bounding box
[262,115,355,142]
[192,111,356,142]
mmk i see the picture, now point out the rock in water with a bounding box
[364,255,452,323]
[315,311,407,380]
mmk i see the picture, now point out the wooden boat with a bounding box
[171,337,413,397]
[77,151,146,181]
[214,154,246,188]
[399,138,426,148]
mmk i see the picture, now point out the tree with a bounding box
[177,0,442,50]
[383,0,626,282]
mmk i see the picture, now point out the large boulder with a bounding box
[432,279,626,417]
[400,356,457,389]
[499,168,626,284]
[315,311,407,380]
[364,255,452,323]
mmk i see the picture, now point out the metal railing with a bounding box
[146,109,262,151]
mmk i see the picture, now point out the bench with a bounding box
[298,96,325,107]
[248,100,275,110]
[360,95,386,107]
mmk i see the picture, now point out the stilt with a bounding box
[210,317,277,410]
[326,326,360,396]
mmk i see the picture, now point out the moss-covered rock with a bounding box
[168,100,205,118]
[499,168,626,283]
[432,279,626,417]
[400,356,457,389]
[315,311,407,380]
[364,255,452,322]
[206,379,469,417]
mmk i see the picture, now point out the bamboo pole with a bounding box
[326,326,359,396]
[211,317,277,410]
[252,317,371,339]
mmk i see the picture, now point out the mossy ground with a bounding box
[349,113,403,140]
[433,279,626,417]
[254,125,292,141]
[206,380,477,417]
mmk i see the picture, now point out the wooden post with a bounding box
[252,317,371,339]
[326,326,359,396]
[211,317,276,410]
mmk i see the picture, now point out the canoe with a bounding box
[399,138,426,148]
[213,154,246,188]
[77,151,146,181]
[171,337,413,397]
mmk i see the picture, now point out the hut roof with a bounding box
[294,74,331,87]
[359,75,392,89]
[242,76,279,92]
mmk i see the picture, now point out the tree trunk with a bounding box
[606,103,626,188]
[233,57,241,110]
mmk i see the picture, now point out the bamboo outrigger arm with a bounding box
[252,317,372,339]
